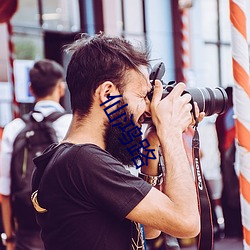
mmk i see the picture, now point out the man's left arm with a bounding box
[140,125,162,239]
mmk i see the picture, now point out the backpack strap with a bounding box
[41,111,67,144]
[21,110,66,122]
[43,111,66,123]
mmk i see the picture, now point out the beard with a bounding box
[104,98,143,167]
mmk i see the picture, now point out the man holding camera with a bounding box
[31,33,202,250]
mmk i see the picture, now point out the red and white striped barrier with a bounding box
[229,0,250,248]
[180,8,190,83]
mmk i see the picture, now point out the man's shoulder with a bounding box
[51,113,72,127]
[44,112,72,141]
[69,144,119,168]
[73,144,130,175]
[5,117,25,128]
[43,143,106,162]
[3,118,26,140]
[73,144,109,158]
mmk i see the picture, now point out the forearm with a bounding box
[141,129,162,239]
[160,131,198,216]
[141,144,161,239]
[141,139,160,176]
[1,195,14,237]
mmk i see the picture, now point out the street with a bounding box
[182,237,243,250]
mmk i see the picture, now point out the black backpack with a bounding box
[10,110,64,230]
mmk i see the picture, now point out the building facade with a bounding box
[0,0,250,124]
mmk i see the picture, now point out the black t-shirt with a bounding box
[33,143,152,250]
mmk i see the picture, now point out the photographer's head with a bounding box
[29,59,65,102]
[65,33,152,166]
[65,32,150,118]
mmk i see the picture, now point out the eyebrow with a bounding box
[138,69,152,94]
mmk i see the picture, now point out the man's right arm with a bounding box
[126,81,200,238]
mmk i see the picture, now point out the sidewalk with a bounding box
[181,237,243,250]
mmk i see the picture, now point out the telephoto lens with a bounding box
[187,87,228,116]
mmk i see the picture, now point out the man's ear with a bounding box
[29,83,35,97]
[97,81,119,106]
[58,81,66,98]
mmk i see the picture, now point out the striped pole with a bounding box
[180,8,190,83]
[6,20,19,118]
[179,4,193,164]
[229,0,250,248]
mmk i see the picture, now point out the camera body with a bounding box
[147,62,228,116]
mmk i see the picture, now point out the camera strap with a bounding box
[192,122,214,250]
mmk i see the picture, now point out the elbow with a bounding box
[180,214,200,238]
[160,212,200,238]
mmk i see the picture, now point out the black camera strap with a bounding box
[192,118,214,250]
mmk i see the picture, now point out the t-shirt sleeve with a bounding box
[0,119,25,195]
[74,145,152,220]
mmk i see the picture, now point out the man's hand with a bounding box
[150,80,194,139]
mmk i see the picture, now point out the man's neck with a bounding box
[62,114,106,149]
[35,95,60,103]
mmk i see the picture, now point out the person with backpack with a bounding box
[0,59,72,250]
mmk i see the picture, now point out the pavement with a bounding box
[181,237,243,250]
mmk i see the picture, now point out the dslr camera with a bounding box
[147,62,228,116]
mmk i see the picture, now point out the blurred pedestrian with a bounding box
[0,59,72,250]
[199,115,225,238]
[215,86,242,238]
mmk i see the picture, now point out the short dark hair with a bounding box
[29,59,64,98]
[65,32,150,116]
